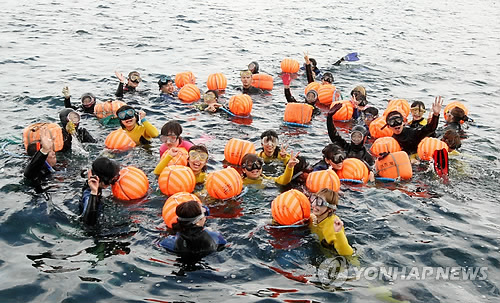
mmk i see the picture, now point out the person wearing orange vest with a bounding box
[24,127,57,193]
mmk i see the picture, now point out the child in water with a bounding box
[241,152,299,186]
[257,130,290,164]
[309,188,353,256]
[408,101,427,129]
[154,145,209,184]
[115,105,159,145]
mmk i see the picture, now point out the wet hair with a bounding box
[450,107,467,122]
[315,188,339,207]
[188,145,209,172]
[291,155,311,181]
[385,110,403,122]
[309,58,317,69]
[364,107,379,117]
[442,129,462,150]
[172,200,203,232]
[321,144,345,161]
[161,120,183,137]
[350,86,366,97]
[91,157,120,185]
[204,89,219,100]
[411,101,426,110]
[158,76,173,89]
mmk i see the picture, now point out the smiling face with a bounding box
[161,81,175,94]
[160,133,180,150]
[121,116,137,131]
[386,114,404,135]
[188,150,208,174]
[261,137,278,157]
[243,166,262,179]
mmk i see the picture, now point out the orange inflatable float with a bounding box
[158,165,196,196]
[283,103,313,125]
[252,74,273,91]
[375,151,412,180]
[228,94,253,116]
[94,100,126,120]
[417,137,449,161]
[385,99,410,118]
[305,169,340,193]
[206,73,227,91]
[23,122,64,152]
[318,84,341,106]
[304,82,321,95]
[369,116,394,139]
[370,137,402,157]
[112,166,149,200]
[330,100,354,121]
[104,129,136,151]
[224,138,256,165]
[280,58,300,73]
[162,192,202,228]
[205,167,243,200]
[178,84,201,102]
[443,101,468,123]
[271,189,311,226]
[175,71,196,88]
[160,147,189,166]
[337,158,370,183]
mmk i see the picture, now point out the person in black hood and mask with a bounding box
[327,102,375,169]
[62,86,97,114]
[59,108,96,152]
[80,157,121,226]
[248,61,260,74]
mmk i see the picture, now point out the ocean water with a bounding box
[0,0,499,302]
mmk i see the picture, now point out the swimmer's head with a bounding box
[188,145,209,173]
[127,71,142,88]
[203,90,218,104]
[59,108,80,128]
[442,129,462,151]
[351,125,367,146]
[410,101,426,120]
[311,188,338,216]
[448,107,468,123]
[91,157,120,187]
[306,90,318,105]
[385,111,404,134]
[240,70,253,88]
[364,107,379,126]
[241,153,264,179]
[158,75,175,94]
[173,200,207,229]
[260,130,279,157]
[322,144,346,170]
[321,72,334,84]
[80,93,96,109]
[248,61,259,74]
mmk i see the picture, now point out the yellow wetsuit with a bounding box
[243,165,294,186]
[123,120,159,145]
[154,153,207,184]
[309,215,353,256]
[257,150,291,165]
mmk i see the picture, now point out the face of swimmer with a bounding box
[310,194,335,217]
[243,158,264,180]
[387,114,404,135]
[188,149,208,175]
[325,153,345,171]
[240,71,253,88]
[120,114,137,131]
[127,72,141,89]
[160,133,180,150]
[160,81,175,94]
[261,136,278,157]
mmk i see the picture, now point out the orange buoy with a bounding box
[160,147,189,166]
[228,94,253,116]
[375,151,413,180]
[271,189,311,226]
[158,165,196,196]
[104,129,136,151]
[251,74,273,91]
[112,166,149,200]
[369,116,394,139]
[304,82,321,95]
[224,138,256,165]
[330,100,354,121]
[162,192,202,229]
[206,167,243,200]
[206,73,228,91]
[283,103,313,125]
[23,122,64,152]
[318,84,341,106]
[178,83,201,103]
[370,137,402,157]
[385,99,410,118]
[417,137,449,161]
[94,100,126,120]
[280,58,300,73]
[305,169,340,193]
[175,71,196,88]
[443,101,469,123]
[337,158,370,183]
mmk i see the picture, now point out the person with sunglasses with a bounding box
[408,101,428,130]
[154,145,209,184]
[312,143,346,172]
[327,103,375,170]
[61,86,97,114]
[158,75,177,100]
[80,157,120,226]
[115,71,142,99]
[58,108,96,152]
[159,120,193,158]
[238,70,262,95]
[309,188,353,256]
[257,130,291,164]
[385,96,443,155]
[159,200,226,258]
[115,105,159,145]
[241,152,300,186]
[195,90,222,113]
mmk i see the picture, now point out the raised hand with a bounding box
[62,86,70,98]
[333,217,344,232]
[40,127,53,154]
[87,169,100,195]
[432,96,443,115]
[279,143,289,159]
[167,147,179,157]
[115,71,125,83]
[138,110,146,120]
[282,73,292,86]
[286,151,301,168]
[303,51,311,65]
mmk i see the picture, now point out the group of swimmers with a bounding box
[22,52,471,258]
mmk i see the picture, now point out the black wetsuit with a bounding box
[80,184,102,226]
[59,109,97,152]
[436,122,467,139]
[327,114,374,167]
[284,88,321,116]
[305,63,315,84]
[239,86,262,95]
[160,226,226,258]
[393,114,440,154]
[24,150,53,193]
[115,82,136,98]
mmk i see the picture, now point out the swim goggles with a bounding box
[306,90,318,103]
[117,108,136,120]
[329,153,345,164]
[81,93,96,106]
[67,112,81,124]
[203,92,216,103]
[321,73,333,83]
[159,75,173,83]
[242,159,263,171]
[129,74,142,83]
[189,150,208,161]
[310,195,336,209]
[177,205,210,224]
[387,116,404,127]
[240,70,252,77]
[350,131,364,145]
[160,135,178,143]
[364,113,376,120]
[410,106,426,116]
[261,137,278,146]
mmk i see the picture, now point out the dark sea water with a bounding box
[1,0,499,302]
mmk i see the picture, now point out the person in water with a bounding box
[159,200,226,258]
[115,71,141,98]
[257,130,291,164]
[239,70,262,95]
[24,127,57,193]
[312,143,346,172]
[155,145,209,184]
[196,90,222,113]
[408,101,427,129]
[59,108,96,152]
[438,106,470,138]
[385,96,443,155]
[350,86,368,121]
[158,75,177,99]
[441,129,462,155]
[309,188,353,256]
[363,106,379,137]
[241,152,299,186]
[115,105,159,145]
[327,103,375,168]
[159,120,193,157]
[80,157,120,226]
[248,61,259,74]
[303,52,321,82]
[62,86,97,114]
[282,73,321,116]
